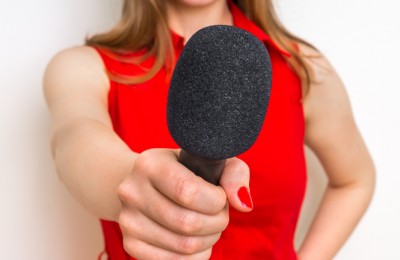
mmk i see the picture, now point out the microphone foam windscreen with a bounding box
[167,25,272,160]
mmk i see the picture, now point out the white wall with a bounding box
[0,0,399,259]
[277,0,400,259]
[0,1,120,259]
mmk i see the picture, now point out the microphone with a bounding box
[167,25,272,185]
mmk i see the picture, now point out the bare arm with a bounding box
[298,45,376,259]
[43,46,252,258]
[43,46,135,220]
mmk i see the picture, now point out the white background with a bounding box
[0,0,399,259]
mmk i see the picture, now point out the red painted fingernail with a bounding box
[238,187,253,209]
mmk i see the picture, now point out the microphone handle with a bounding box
[178,150,226,185]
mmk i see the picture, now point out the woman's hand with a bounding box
[117,148,252,259]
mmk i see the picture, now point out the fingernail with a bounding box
[238,187,253,209]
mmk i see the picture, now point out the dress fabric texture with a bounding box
[95,1,306,259]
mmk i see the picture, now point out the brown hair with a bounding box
[86,0,316,94]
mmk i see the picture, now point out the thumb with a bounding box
[219,157,253,212]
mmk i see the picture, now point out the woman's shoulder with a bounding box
[47,45,105,72]
[296,43,341,86]
[298,42,354,145]
[43,45,110,112]
[298,43,348,100]
[44,45,108,88]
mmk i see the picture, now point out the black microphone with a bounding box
[167,25,272,185]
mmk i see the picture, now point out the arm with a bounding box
[297,45,376,259]
[43,46,252,258]
[43,46,135,220]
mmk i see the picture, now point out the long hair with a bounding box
[86,0,316,94]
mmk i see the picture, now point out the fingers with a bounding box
[123,236,213,260]
[219,157,253,212]
[147,193,229,236]
[119,209,221,256]
[120,175,229,236]
[148,154,227,215]
[117,148,232,258]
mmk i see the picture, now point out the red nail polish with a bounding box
[238,187,253,209]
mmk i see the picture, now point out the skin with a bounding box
[43,0,375,259]
[297,45,375,259]
[165,0,233,43]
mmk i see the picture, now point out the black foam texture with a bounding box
[167,25,272,160]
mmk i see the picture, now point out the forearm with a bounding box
[52,117,137,221]
[298,178,375,259]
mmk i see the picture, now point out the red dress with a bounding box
[95,2,306,259]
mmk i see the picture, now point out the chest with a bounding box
[108,47,306,207]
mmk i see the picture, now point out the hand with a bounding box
[117,148,252,259]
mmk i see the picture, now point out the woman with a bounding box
[43,0,375,259]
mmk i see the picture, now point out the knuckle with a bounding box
[175,177,197,205]
[135,153,153,174]
[176,236,200,255]
[176,211,201,234]
[117,183,130,203]
[117,183,139,207]
[213,191,228,213]
[213,206,229,233]
[122,238,140,258]
[118,212,132,232]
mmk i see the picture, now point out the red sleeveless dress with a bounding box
[95,2,306,259]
